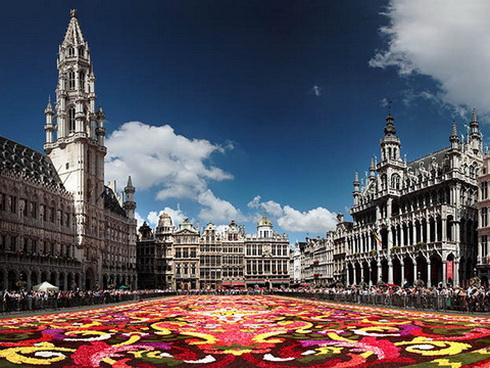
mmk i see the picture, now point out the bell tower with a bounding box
[44,10,106,251]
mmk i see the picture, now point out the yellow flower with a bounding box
[396,337,471,356]
[0,342,74,365]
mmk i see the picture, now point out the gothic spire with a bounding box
[125,175,134,189]
[468,108,482,153]
[44,96,53,114]
[62,9,86,47]
[449,121,459,142]
[383,112,397,137]
[369,156,376,177]
[471,108,478,124]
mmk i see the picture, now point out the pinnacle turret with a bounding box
[380,112,401,162]
[383,113,397,136]
[468,108,482,154]
[123,176,136,220]
[450,121,459,142]
[369,156,376,177]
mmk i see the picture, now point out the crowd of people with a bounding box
[276,279,490,313]
[0,289,175,313]
[2,278,490,314]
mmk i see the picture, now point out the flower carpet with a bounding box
[0,295,489,367]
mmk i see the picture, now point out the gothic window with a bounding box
[68,71,75,90]
[79,70,85,91]
[381,174,388,190]
[78,46,84,57]
[68,47,74,57]
[482,181,488,200]
[391,174,401,190]
[469,164,475,178]
[10,196,17,214]
[68,107,76,133]
[482,207,488,227]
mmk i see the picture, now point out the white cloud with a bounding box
[370,1,490,117]
[105,122,233,198]
[147,207,187,227]
[197,190,244,223]
[106,121,242,224]
[248,195,337,233]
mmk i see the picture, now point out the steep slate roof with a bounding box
[407,146,450,172]
[102,185,127,218]
[0,136,66,193]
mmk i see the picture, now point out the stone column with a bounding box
[426,219,430,243]
[368,266,373,286]
[454,259,460,286]
[478,235,483,265]
[442,260,447,287]
[442,218,447,242]
[434,218,439,242]
[400,261,405,284]
[453,222,460,243]
[346,263,350,285]
[377,261,382,283]
[64,273,68,291]
[427,260,432,287]
[388,260,393,284]
[388,228,393,249]
[387,198,393,218]
[413,261,417,283]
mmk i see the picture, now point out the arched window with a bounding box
[381,174,388,190]
[78,46,84,57]
[68,47,74,57]
[79,71,85,91]
[391,174,401,190]
[68,71,75,90]
[68,107,76,133]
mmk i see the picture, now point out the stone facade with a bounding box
[294,114,481,288]
[477,154,490,284]
[0,10,137,290]
[244,217,290,288]
[0,138,80,290]
[137,216,290,290]
[346,113,481,287]
[220,221,245,288]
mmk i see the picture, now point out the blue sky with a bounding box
[1,1,488,242]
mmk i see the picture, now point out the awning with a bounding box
[222,282,246,287]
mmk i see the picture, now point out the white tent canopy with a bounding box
[32,281,59,292]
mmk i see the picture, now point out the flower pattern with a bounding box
[0,295,489,367]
